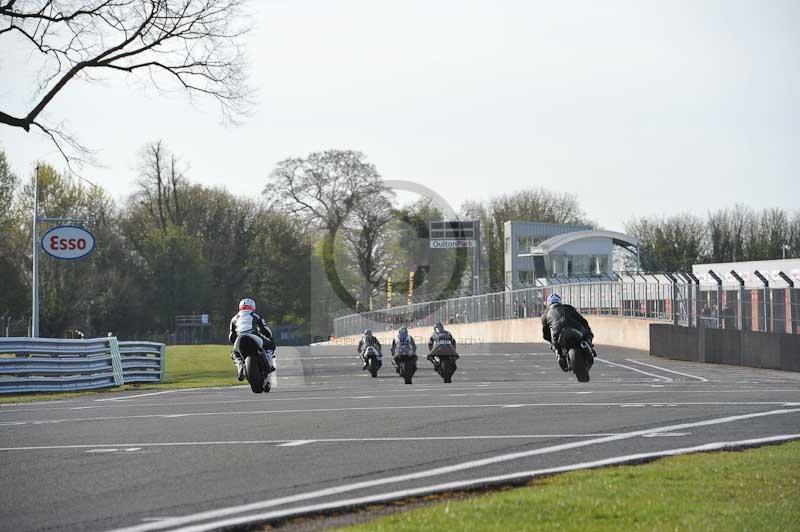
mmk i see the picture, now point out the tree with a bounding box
[266,150,390,310]
[0,149,28,319]
[625,214,707,272]
[0,0,250,162]
[341,196,393,308]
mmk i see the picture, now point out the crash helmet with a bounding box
[398,326,408,339]
[434,321,444,333]
[239,298,256,311]
[546,294,562,306]
[364,329,373,339]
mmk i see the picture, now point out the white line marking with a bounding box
[158,434,800,532]
[595,358,673,382]
[94,389,207,402]
[3,402,794,427]
[106,408,800,532]
[276,440,315,447]
[625,359,709,382]
[86,448,118,453]
[0,434,629,452]
[642,432,690,438]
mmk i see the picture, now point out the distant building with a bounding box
[692,259,800,287]
[504,221,639,288]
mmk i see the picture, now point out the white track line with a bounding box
[106,407,800,532]
[94,389,209,402]
[2,402,793,427]
[157,434,800,532]
[625,359,709,382]
[0,434,633,452]
[595,358,673,382]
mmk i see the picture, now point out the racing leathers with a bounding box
[391,334,417,373]
[357,334,382,369]
[229,310,276,377]
[541,302,595,362]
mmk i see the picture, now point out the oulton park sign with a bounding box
[41,225,96,260]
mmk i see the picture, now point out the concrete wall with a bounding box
[331,316,656,351]
[650,324,800,371]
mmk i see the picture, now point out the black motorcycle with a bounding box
[362,345,382,378]
[557,327,594,383]
[428,338,459,383]
[394,345,418,384]
[235,335,272,393]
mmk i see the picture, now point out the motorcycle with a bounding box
[556,327,595,383]
[362,345,383,378]
[428,337,459,383]
[394,345,418,384]
[234,334,274,393]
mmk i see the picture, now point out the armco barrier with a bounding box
[649,324,800,372]
[0,337,166,394]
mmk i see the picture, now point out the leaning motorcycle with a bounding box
[557,327,594,383]
[235,335,273,393]
[394,345,418,384]
[428,338,459,383]
[362,345,383,378]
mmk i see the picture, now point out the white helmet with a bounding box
[239,298,256,311]
[546,294,562,306]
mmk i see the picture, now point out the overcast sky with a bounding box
[1,0,798,230]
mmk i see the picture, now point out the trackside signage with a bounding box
[41,225,96,260]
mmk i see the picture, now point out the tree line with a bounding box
[2,144,796,341]
[625,209,800,272]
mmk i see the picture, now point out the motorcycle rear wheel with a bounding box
[245,356,264,393]
[569,347,590,383]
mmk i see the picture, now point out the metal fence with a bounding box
[0,337,166,394]
[333,281,800,338]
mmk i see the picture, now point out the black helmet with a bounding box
[364,329,373,337]
[434,321,444,333]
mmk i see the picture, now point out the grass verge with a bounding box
[0,344,236,404]
[338,441,800,532]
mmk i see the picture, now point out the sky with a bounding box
[1,0,798,230]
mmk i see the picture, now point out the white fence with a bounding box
[0,337,166,394]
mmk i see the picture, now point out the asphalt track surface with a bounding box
[1,343,799,532]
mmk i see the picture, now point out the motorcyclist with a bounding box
[541,293,595,372]
[391,326,417,373]
[229,298,276,381]
[427,321,456,371]
[357,329,382,370]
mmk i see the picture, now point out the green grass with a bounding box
[0,344,237,403]
[340,441,800,532]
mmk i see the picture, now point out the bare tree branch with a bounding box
[0,0,251,165]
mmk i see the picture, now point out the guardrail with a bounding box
[0,337,166,394]
[333,280,800,338]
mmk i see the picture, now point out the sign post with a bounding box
[30,166,95,337]
[429,220,481,295]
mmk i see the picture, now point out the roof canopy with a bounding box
[530,230,639,255]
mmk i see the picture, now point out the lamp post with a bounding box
[783,244,790,260]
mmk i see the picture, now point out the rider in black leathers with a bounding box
[427,321,456,370]
[541,293,595,371]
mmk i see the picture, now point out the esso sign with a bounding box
[41,225,96,260]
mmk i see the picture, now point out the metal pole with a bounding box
[31,165,40,338]
[473,220,481,296]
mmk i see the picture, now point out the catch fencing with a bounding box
[0,337,166,394]
[333,281,800,338]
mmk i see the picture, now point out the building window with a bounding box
[519,270,535,285]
